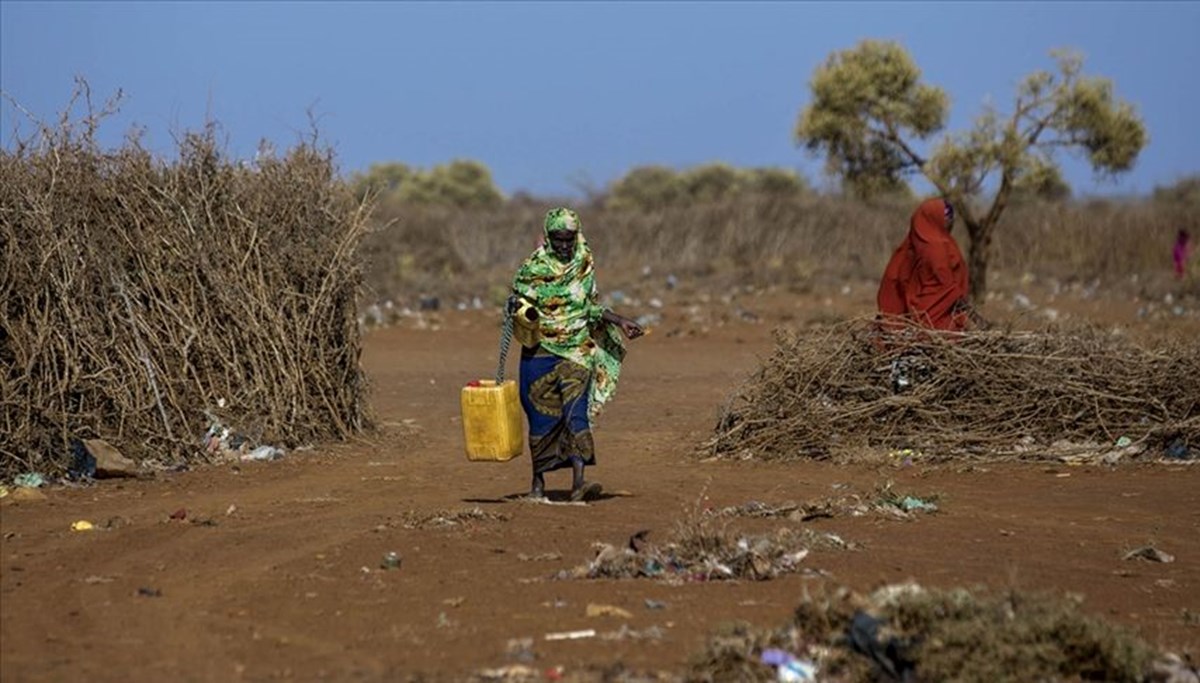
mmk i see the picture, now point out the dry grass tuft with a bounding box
[709,319,1199,461]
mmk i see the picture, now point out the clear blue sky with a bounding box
[2,1,1197,197]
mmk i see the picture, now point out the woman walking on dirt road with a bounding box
[510,208,643,501]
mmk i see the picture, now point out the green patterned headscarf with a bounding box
[512,208,625,418]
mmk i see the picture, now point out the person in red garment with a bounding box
[877,197,974,332]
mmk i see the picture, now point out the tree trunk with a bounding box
[964,218,994,303]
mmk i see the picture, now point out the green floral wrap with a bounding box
[512,208,625,418]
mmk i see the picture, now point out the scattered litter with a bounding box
[69,439,97,480]
[202,412,286,463]
[586,603,633,619]
[443,596,465,608]
[759,648,819,681]
[241,445,285,462]
[436,611,453,629]
[644,599,667,610]
[1165,440,1194,460]
[517,552,563,562]
[419,295,440,312]
[847,609,914,680]
[137,587,162,598]
[82,439,138,478]
[777,659,819,682]
[505,637,535,663]
[560,516,839,583]
[715,489,937,523]
[1151,653,1200,682]
[520,497,587,507]
[544,629,596,641]
[14,473,46,488]
[899,496,939,513]
[83,575,114,584]
[70,520,96,532]
[380,551,403,570]
[761,649,793,666]
[635,313,662,328]
[1123,546,1175,563]
[600,624,665,641]
[1115,436,1133,449]
[225,504,238,516]
[473,664,539,681]
[400,507,509,530]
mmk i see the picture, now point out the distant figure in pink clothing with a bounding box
[1174,229,1193,279]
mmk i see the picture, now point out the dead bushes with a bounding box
[709,320,1200,461]
[0,102,370,479]
[688,583,1161,682]
[360,194,1197,305]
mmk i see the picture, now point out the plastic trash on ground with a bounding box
[14,473,46,488]
[760,648,818,682]
[241,445,285,462]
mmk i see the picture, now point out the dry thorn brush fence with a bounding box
[709,319,1200,461]
[1,108,370,479]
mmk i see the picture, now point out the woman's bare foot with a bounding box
[569,481,602,502]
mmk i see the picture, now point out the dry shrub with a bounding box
[360,193,1198,306]
[709,319,1200,461]
[688,584,1160,682]
[686,621,784,683]
[360,196,906,304]
[0,92,370,478]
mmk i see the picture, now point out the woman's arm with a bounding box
[602,309,644,339]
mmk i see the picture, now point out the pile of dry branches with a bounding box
[0,90,370,479]
[710,319,1200,461]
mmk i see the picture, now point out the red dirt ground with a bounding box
[2,285,1198,682]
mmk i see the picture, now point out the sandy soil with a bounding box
[2,285,1198,682]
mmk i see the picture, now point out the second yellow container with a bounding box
[460,379,524,462]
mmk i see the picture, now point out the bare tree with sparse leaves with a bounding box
[796,40,1147,299]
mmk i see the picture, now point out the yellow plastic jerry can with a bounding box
[460,379,524,462]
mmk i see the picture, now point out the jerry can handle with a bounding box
[496,295,517,384]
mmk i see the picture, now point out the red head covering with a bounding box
[877,198,970,331]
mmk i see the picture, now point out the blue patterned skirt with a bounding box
[519,348,594,474]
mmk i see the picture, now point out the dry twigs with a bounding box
[1,88,370,478]
[709,319,1199,461]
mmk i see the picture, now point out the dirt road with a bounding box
[3,288,1198,681]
